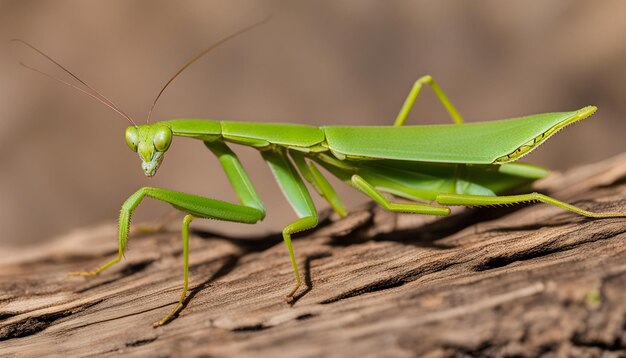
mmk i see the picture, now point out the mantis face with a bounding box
[124,125,173,177]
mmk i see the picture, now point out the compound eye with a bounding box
[153,126,172,152]
[125,126,139,152]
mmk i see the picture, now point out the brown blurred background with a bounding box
[1,0,626,248]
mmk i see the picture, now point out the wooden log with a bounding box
[1,153,626,357]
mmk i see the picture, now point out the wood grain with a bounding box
[1,153,626,357]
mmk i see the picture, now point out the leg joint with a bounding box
[416,74,433,84]
[282,216,318,236]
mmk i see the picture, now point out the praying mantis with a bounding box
[15,19,626,328]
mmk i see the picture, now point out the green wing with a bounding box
[323,106,596,164]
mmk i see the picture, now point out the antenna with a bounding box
[13,15,271,127]
[146,15,271,123]
[12,39,138,127]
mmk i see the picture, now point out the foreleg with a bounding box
[70,140,266,327]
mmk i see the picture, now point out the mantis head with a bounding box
[125,125,173,177]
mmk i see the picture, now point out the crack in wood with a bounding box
[320,260,463,305]
[231,323,269,333]
[319,277,407,304]
[0,311,71,341]
[474,227,626,271]
[125,336,158,347]
[0,299,103,341]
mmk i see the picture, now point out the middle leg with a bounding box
[290,150,347,218]
[262,147,319,302]
[351,174,450,216]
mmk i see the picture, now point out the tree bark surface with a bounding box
[1,154,626,357]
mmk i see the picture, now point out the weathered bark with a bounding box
[1,154,626,358]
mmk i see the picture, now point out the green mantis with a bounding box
[16,23,626,328]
